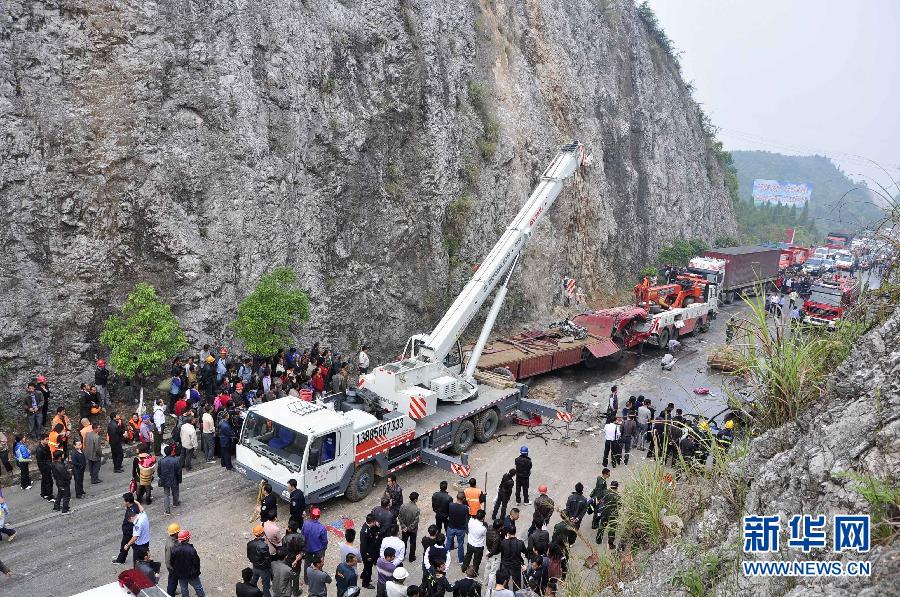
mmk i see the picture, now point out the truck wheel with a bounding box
[699,317,710,333]
[723,291,734,304]
[474,409,500,442]
[451,419,476,454]
[344,463,375,502]
[656,328,670,350]
[682,297,695,307]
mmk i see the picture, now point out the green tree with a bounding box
[714,235,739,248]
[688,238,710,256]
[658,238,709,267]
[99,282,188,405]
[231,267,311,356]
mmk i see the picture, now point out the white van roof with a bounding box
[250,397,351,435]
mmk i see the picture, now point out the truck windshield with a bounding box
[808,288,841,306]
[241,412,308,469]
[686,268,721,283]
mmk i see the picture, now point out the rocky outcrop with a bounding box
[617,307,900,596]
[0,0,735,400]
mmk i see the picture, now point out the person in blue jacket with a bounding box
[301,507,328,582]
[13,435,32,490]
[217,414,236,471]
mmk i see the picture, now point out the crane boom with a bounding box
[419,141,588,363]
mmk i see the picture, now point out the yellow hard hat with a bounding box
[167,523,181,536]
[253,525,265,537]
[699,420,710,431]
[725,419,735,430]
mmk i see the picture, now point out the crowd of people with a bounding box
[229,445,613,597]
[0,338,732,596]
[0,341,371,587]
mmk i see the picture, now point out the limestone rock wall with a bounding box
[0,0,736,400]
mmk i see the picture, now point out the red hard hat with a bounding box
[36,375,48,383]
[538,485,548,494]
[97,359,106,367]
[310,507,321,519]
[177,530,191,542]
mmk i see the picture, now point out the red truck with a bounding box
[470,307,649,380]
[801,278,860,328]
[825,231,853,249]
[779,246,814,270]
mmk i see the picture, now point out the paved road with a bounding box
[0,304,745,596]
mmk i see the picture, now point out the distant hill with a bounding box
[730,150,884,233]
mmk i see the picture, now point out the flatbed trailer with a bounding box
[469,308,648,380]
[472,329,619,380]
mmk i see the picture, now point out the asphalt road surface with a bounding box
[0,303,746,596]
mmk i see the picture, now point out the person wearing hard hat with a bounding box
[200,355,217,398]
[716,419,735,453]
[514,446,532,505]
[694,420,712,467]
[301,507,328,581]
[246,525,272,597]
[164,522,182,596]
[170,529,205,596]
[384,566,409,597]
[529,486,554,536]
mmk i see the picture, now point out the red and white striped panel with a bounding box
[556,411,573,423]
[408,395,427,419]
[450,463,471,477]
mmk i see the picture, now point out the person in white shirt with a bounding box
[179,418,198,470]
[200,407,216,463]
[606,385,619,418]
[152,400,167,456]
[602,417,622,468]
[636,400,652,450]
[464,509,488,574]
[380,526,405,562]
[358,346,370,375]
[385,566,409,597]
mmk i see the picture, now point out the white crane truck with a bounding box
[235,142,588,504]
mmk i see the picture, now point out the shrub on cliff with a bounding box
[99,283,188,404]
[231,267,310,356]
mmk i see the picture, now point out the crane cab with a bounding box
[236,399,357,501]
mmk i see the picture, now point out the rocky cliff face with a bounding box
[0,0,735,398]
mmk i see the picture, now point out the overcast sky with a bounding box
[646,0,900,195]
